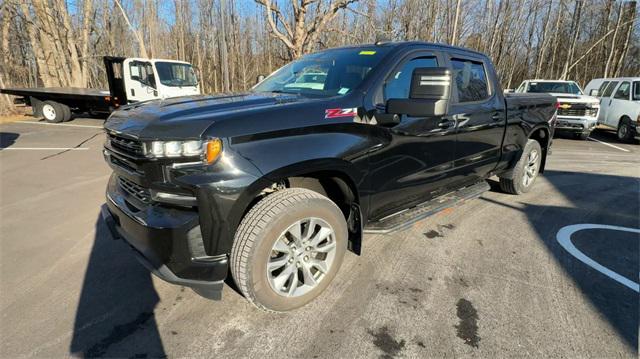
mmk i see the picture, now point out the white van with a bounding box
[585,77,640,142]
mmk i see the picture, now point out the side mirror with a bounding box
[589,89,599,96]
[147,74,157,89]
[386,67,451,117]
[256,75,266,84]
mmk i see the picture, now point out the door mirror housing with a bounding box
[589,89,599,96]
[386,67,451,117]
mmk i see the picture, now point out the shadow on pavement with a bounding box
[0,132,19,149]
[70,216,166,358]
[486,170,639,351]
[590,128,640,145]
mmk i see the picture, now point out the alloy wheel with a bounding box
[522,149,539,187]
[266,217,337,297]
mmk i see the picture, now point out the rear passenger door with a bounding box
[447,56,506,184]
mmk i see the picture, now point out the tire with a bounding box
[617,118,633,142]
[499,139,542,195]
[230,188,348,312]
[60,104,72,122]
[40,101,66,123]
[575,132,589,140]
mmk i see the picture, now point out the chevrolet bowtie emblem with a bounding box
[558,103,572,109]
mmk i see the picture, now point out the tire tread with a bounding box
[230,188,330,312]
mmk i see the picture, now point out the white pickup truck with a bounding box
[585,77,640,142]
[515,80,600,140]
[1,57,200,123]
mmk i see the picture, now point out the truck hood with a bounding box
[549,93,600,105]
[104,92,315,139]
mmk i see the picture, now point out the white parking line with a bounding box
[0,147,90,150]
[556,223,640,293]
[15,121,103,129]
[587,137,630,152]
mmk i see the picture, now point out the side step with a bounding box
[364,181,490,234]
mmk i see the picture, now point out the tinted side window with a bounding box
[451,59,489,102]
[602,81,619,97]
[597,81,610,94]
[634,82,640,101]
[614,82,631,100]
[384,57,438,100]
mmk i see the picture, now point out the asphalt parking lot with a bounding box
[1,118,638,358]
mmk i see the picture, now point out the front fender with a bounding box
[229,123,378,192]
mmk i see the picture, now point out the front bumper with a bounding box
[101,174,228,299]
[633,123,640,140]
[555,116,597,133]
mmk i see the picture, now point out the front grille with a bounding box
[108,133,144,157]
[557,107,597,117]
[118,176,151,204]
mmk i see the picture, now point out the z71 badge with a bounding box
[325,108,357,119]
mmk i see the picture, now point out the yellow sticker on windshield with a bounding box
[359,50,376,55]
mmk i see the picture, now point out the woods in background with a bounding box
[1,0,638,114]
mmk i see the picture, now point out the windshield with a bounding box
[155,62,198,87]
[253,47,391,97]
[527,82,582,95]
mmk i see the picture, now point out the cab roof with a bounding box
[318,41,488,58]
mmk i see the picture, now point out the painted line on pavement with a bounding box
[587,137,630,152]
[16,121,103,129]
[1,147,90,151]
[556,223,640,293]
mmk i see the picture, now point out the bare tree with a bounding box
[255,0,358,59]
[1,0,639,115]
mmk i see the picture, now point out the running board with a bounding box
[364,181,490,234]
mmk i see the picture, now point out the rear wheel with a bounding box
[499,139,542,195]
[617,118,633,142]
[231,188,347,312]
[40,101,69,123]
[60,104,72,122]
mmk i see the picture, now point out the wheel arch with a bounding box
[240,159,364,255]
[528,125,551,173]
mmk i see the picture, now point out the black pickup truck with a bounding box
[101,42,556,311]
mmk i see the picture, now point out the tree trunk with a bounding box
[450,0,462,45]
[604,1,624,78]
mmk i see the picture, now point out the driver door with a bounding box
[366,53,458,220]
[605,81,631,128]
[123,59,158,102]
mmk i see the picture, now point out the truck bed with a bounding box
[1,87,111,100]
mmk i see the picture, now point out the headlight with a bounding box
[143,138,222,163]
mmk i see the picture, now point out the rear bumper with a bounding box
[101,174,228,299]
[555,116,597,133]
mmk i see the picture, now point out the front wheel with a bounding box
[574,132,590,140]
[230,188,348,312]
[499,139,542,195]
[617,118,633,142]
